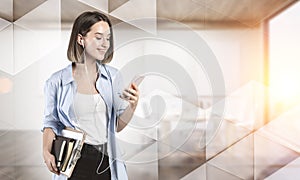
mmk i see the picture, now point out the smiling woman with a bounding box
[67,12,114,64]
[42,11,140,180]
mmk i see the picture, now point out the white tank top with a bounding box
[73,92,107,145]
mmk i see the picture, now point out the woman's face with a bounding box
[82,21,111,61]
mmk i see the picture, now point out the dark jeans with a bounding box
[68,143,111,180]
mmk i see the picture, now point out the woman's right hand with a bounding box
[43,151,60,175]
[43,128,60,175]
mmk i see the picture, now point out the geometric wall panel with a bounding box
[109,0,130,13]
[79,0,157,34]
[13,0,46,21]
[0,0,61,75]
[206,119,251,160]
[254,133,300,179]
[181,164,206,180]
[0,18,10,31]
[0,24,13,74]
[0,0,13,22]
[77,0,108,13]
[207,164,242,180]
[126,143,159,180]
[109,0,157,34]
[265,157,300,180]
[258,105,300,152]
[13,0,61,75]
[208,134,254,179]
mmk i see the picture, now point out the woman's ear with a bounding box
[77,34,84,48]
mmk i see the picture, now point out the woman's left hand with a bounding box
[121,83,140,109]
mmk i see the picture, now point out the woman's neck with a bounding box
[74,58,98,74]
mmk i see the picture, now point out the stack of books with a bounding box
[51,129,85,178]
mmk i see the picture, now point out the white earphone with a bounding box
[81,39,84,48]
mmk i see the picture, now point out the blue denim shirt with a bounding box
[42,62,128,180]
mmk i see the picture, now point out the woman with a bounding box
[42,11,139,180]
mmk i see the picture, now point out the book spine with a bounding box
[61,141,75,172]
[57,140,66,168]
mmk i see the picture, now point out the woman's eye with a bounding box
[95,36,110,41]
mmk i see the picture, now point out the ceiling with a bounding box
[0,0,297,29]
[158,0,297,28]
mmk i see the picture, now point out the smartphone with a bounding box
[131,74,145,86]
[119,74,145,99]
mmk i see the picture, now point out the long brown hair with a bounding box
[67,11,114,64]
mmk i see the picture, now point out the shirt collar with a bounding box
[61,63,73,85]
[62,62,108,86]
[97,61,109,79]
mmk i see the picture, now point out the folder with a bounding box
[51,128,85,178]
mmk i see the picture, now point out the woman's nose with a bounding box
[101,38,109,48]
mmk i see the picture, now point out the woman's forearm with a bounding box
[43,128,59,174]
[117,83,140,132]
[43,128,55,155]
[117,106,136,132]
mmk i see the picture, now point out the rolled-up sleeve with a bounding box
[112,71,129,118]
[42,79,63,135]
